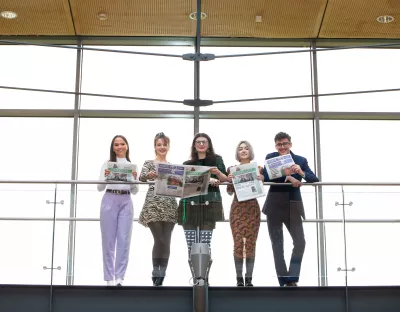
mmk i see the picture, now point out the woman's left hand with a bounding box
[132,171,137,180]
[210,178,220,187]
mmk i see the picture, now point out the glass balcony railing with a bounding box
[0,180,398,288]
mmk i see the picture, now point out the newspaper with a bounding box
[264,154,295,179]
[106,162,137,182]
[231,162,266,202]
[154,163,211,198]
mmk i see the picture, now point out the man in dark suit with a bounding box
[263,132,319,287]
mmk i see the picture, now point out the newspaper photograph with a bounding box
[106,162,137,182]
[154,163,185,197]
[182,165,210,199]
[264,154,295,179]
[154,163,211,198]
[231,162,266,202]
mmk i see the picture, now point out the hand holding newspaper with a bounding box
[154,163,211,198]
[231,162,266,202]
[106,162,137,182]
[264,154,295,179]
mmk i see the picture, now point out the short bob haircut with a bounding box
[235,140,255,162]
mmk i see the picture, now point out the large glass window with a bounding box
[317,48,400,112]
[321,120,400,286]
[0,45,76,109]
[0,118,73,217]
[201,47,312,111]
[0,118,73,284]
[320,120,400,218]
[80,46,194,111]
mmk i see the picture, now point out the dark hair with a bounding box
[274,132,291,143]
[109,135,131,162]
[188,132,217,164]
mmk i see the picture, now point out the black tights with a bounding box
[148,221,175,276]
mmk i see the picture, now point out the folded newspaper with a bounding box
[154,163,211,198]
[264,154,295,179]
[231,162,266,202]
[106,162,137,182]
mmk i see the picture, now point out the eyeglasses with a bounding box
[275,142,291,148]
[155,132,165,138]
[195,140,208,145]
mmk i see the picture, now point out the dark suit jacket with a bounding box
[262,151,319,219]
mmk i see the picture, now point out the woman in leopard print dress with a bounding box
[139,132,178,286]
[227,140,262,287]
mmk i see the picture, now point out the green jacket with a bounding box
[181,155,227,204]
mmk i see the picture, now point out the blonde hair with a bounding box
[235,140,255,162]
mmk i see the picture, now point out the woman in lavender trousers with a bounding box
[97,135,138,286]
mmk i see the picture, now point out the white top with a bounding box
[97,157,139,194]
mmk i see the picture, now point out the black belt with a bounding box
[106,189,131,195]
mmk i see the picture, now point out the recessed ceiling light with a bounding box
[1,11,18,19]
[98,13,107,21]
[377,15,394,23]
[189,12,207,20]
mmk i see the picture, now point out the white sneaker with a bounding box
[116,278,123,286]
[107,280,114,286]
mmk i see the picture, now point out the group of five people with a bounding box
[97,131,319,287]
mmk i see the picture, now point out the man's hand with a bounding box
[290,164,304,177]
[286,176,302,188]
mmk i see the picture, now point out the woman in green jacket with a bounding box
[178,133,229,283]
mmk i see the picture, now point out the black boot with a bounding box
[236,277,244,287]
[154,277,164,286]
[152,277,157,286]
[245,277,253,287]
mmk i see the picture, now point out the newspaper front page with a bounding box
[155,163,211,198]
[231,162,266,202]
[106,162,137,182]
[264,154,295,179]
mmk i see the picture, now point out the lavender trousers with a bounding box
[100,192,133,281]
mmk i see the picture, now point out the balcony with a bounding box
[0,180,400,312]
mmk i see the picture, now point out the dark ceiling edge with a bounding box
[0,36,400,48]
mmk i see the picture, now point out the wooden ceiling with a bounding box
[0,0,399,38]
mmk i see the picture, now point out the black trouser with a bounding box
[267,201,306,286]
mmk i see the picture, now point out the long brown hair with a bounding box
[187,132,217,165]
[109,135,131,162]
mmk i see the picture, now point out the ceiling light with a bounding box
[98,13,107,21]
[1,11,17,19]
[189,12,207,20]
[376,15,394,23]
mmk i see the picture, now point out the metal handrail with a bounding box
[0,217,399,223]
[0,179,400,186]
